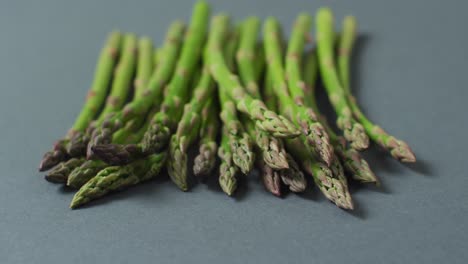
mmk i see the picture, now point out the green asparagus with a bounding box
[193,99,219,178]
[88,22,185,164]
[207,15,300,139]
[337,16,415,162]
[67,33,138,158]
[70,153,166,209]
[302,48,378,184]
[264,17,333,166]
[316,8,369,150]
[84,21,185,159]
[236,17,289,170]
[218,128,238,196]
[167,68,215,190]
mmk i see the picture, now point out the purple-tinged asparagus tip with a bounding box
[39,151,66,172]
[91,144,144,165]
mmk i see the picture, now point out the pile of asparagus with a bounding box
[39,1,415,210]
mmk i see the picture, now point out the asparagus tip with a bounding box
[388,137,416,163]
[91,144,143,165]
[141,121,171,153]
[44,173,66,184]
[349,123,369,150]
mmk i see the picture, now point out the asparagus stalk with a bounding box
[153,48,160,68]
[38,31,122,171]
[302,48,378,184]
[264,17,333,166]
[236,17,261,97]
[70,153,166,209]
[67,33,138,158]
[337,16,415,162]
[83,21,185,159]
[167,67,215,190]
[206,15,300,139]
[134,37,154,99]
[315,8,369,150]
[236,17,289,170]
[262,70,278,112]
[88,22,185,164]
[193,99,219,178]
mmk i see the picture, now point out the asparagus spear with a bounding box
[218,128,238,196]
[264,17,333,166]
[83,21,185,159]
[279,154,307,193]
[315,8,369,150]
[316,8,369,150]
[38,31,122,171]
[206,15,300,139]
[236,17,289,170]
[44,158,86,183]
[70,153,166,209]
[88,22,185,164]
[258,67,283,196]
[302,49,378,184]
[193,99,219,178]
[220,22,255,175]
[337,16,415,162]
[259,159,282,197]
[167,67,215,190]
[91,2,210,163]
[67,33,138,158]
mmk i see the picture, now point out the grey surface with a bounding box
[1,0,467,263]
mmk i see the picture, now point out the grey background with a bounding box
[1,0,467,263]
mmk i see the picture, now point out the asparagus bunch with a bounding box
[90,2,210,164]
[44,34,138,183]
[71,33,138,158]
[82,21,186,162]
[40,2,417,210]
